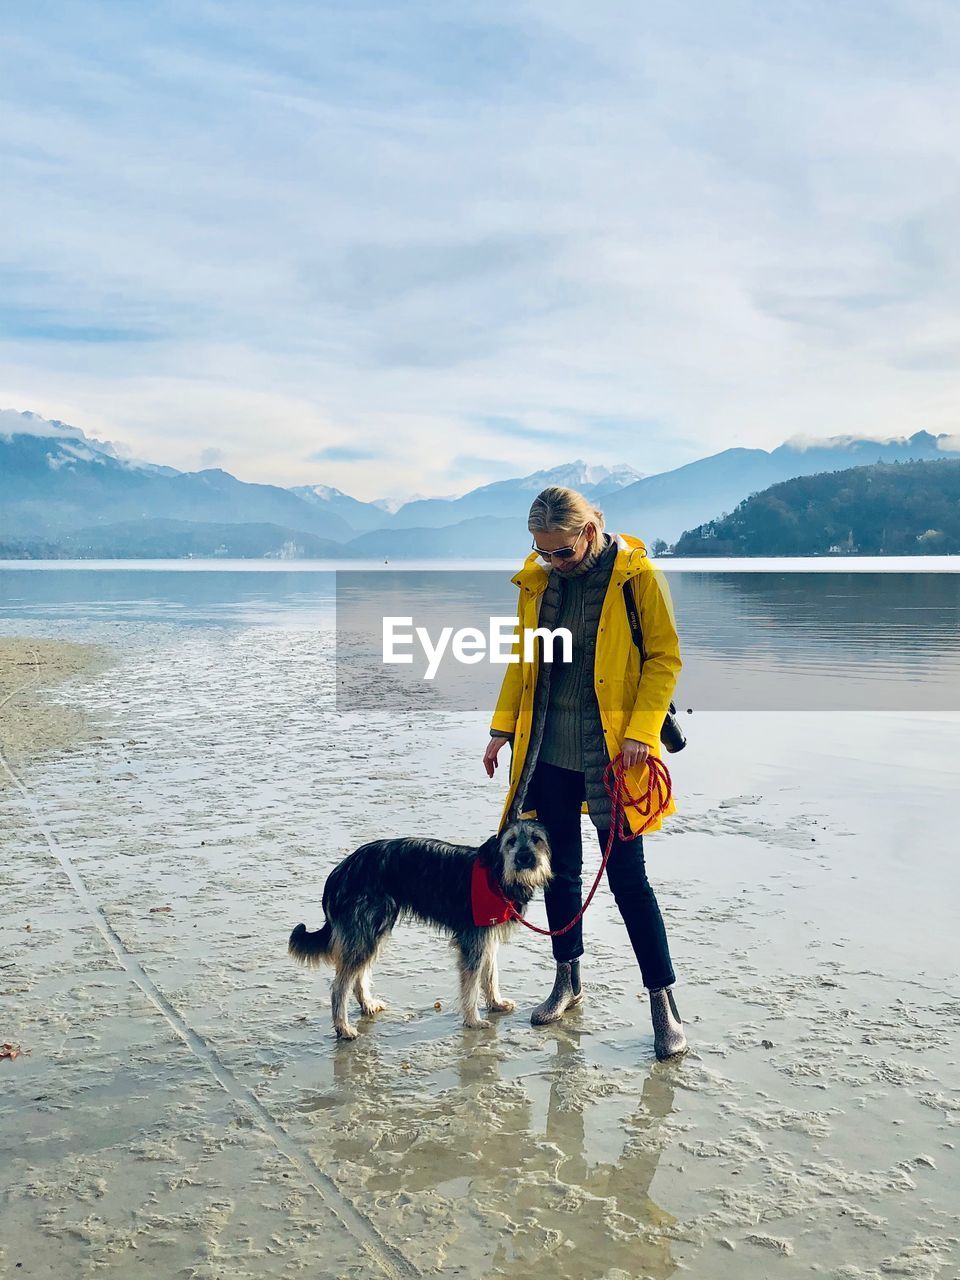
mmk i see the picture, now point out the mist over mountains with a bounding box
[2,407,958,558]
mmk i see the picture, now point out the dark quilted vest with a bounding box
[510,536,618,829]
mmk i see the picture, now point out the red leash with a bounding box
[509,752,673,938]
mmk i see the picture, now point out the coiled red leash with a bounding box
[509,752,673,938]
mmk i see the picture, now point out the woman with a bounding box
[482,486,687,1060]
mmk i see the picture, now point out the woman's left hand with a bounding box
[620,738,650,771]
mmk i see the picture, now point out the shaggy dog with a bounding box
[288,820,552,1039]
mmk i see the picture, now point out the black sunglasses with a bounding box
[531,524,588,561]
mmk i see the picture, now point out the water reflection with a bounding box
[337,569,960,711]
[668,571,960,710]
[298,1024,678,1278]
[0,568,338,628]
[3,566,958,710]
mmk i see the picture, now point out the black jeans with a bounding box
[526,760,676,990]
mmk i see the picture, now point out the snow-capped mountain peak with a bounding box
[0,408,172,474]
[515,459,645,492]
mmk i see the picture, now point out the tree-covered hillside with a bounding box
[0,519,352,561]
[673,460,960,556]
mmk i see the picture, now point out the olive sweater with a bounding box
[538,534,618,771]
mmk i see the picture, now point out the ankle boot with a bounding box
[531,960,583,1026]
[650,985,688,1060]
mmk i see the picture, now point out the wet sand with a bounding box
[0,636,106,774]
[1,625,958,1278]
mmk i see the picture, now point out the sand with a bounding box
[1,623,958,1279]
[0,636,107,775]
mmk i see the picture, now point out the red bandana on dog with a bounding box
[471,858,515,927]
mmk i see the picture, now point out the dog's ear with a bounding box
[475,833,500,868]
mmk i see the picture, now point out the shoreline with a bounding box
[2,553,960,572]
[0,635,107,780]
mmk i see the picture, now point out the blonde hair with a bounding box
[528,486,606,556]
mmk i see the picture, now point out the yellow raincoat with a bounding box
[490,533,681,835]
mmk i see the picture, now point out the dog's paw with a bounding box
[463,1017,491,1031]
[488,999,515,1014]
[336,1024,359,1041]
[360,1000,386,1016]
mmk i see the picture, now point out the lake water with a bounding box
[2,559,959,711]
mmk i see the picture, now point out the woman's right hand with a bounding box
[483,736,510,778]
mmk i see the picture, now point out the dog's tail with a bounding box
[288,921,334,968]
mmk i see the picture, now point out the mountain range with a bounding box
[2,407,959,558]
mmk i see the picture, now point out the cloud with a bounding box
[0,408,88,442]
[4,2,960,498]
[307,444,379,463]
[0,406,176,470]
[782,431,912,452]
[447,454,517,481]
[0,303,162,344]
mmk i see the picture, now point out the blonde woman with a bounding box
[482,486,687,1059]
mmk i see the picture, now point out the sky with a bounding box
[2,1,960,501]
